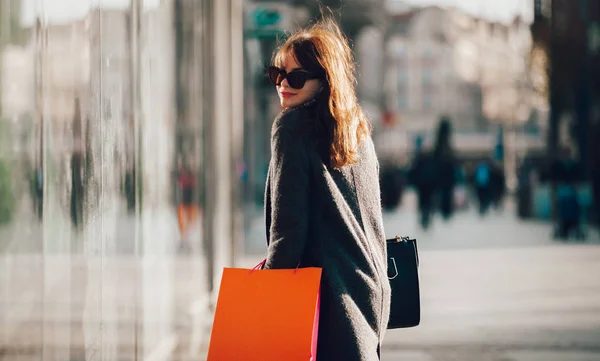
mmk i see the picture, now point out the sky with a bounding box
[20,0,533,26]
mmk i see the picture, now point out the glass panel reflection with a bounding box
[1,1,214,360]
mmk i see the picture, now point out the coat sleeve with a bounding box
[264,123,310,269]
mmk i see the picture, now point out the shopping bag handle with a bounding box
[250,259,267,272]
[249,259,301,274]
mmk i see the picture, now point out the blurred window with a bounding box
[424,94,432,109]
[423,70,432,84]
[398,69,408,85]
[398,96,407,109]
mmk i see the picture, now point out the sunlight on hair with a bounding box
[272,11,372,169]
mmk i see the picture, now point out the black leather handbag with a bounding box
[386,236,420,329]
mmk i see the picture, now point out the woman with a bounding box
[263,16,391,361]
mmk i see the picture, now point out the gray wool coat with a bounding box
[264,101,391,361]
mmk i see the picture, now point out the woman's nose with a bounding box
[280,77,290,87]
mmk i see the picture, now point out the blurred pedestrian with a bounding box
[409,149,438,229]
[176,159,199,250]
[552,147,584,239]
[555,181,582,239]
[432,116,457,220]
[123,164,136,213]
[30,166,43,220]
[262,14,390,361]
[474,159,493,215]
[489,161,506,210]
[517,157,534,219]
[453,166,468,211]
[380,161,405,211]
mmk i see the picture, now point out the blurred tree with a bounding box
[528,44,549,103]
[532,0,599,177]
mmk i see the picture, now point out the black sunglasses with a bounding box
[266,66,322,89]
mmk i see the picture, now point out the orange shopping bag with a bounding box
[207,260,322,361]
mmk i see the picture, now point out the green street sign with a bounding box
[252,7,281,28]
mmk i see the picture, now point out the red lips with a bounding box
[280,92,296,98]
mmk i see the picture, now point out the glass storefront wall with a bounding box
[0,1,243,360]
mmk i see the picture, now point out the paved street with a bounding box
[1,193,600,360]
[380,197,600,360]
[380,244,600,360]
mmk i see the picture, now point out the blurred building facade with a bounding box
[377,5,545,165]
[385,6,538,132]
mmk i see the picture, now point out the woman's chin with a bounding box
[280,97,300,108]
